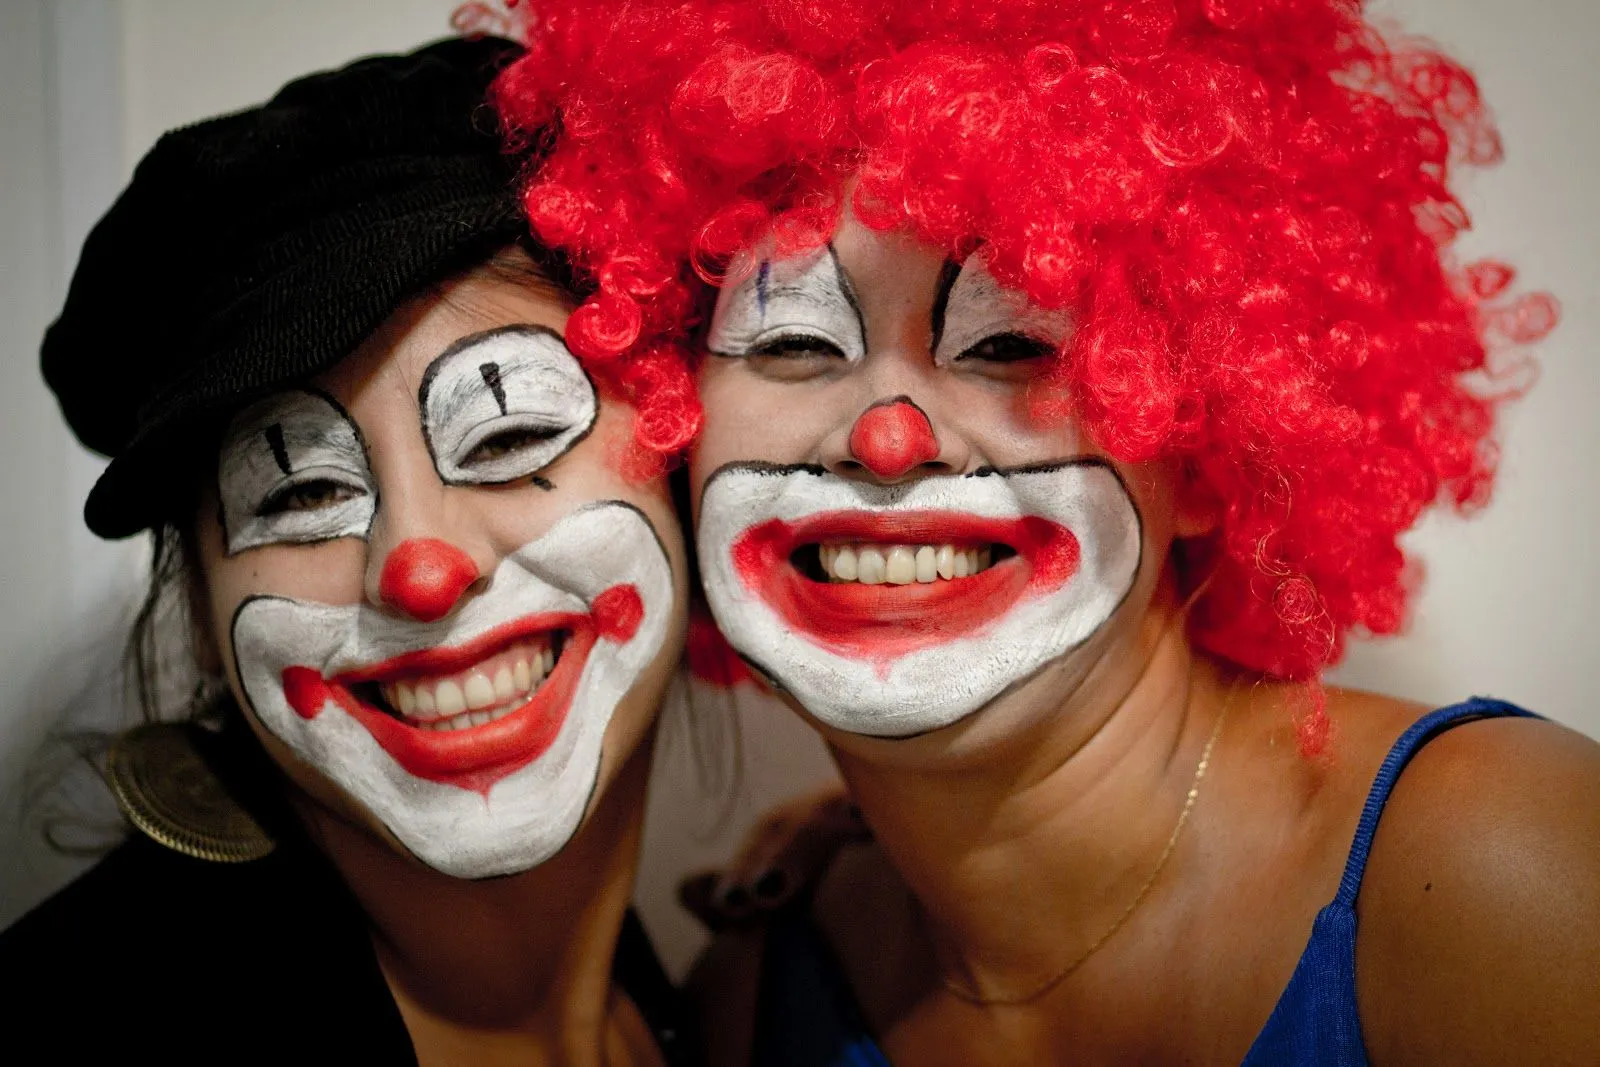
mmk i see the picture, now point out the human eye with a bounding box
[749,331,849,361]
[421,326,596,486]
[707,249,867,371]
[958,332,1054,364]
[934,254,1072,373]
[740,330,852,383]
[257,477,366,517]
[459,424,563,468]
[217,390,376,554]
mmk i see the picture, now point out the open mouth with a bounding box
[796,541,1009,584]
[282,613,596,795]
[352,631,569,733]
[730,511,1079,662]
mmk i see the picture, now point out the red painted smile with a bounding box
[730,512,1079,662]
[280,584,643,795]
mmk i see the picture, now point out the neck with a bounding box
[828,588,1234,994]
[302,736,657,1065]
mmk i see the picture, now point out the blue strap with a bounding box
[1332,697,1539,908]
[1241,697,1540,1066]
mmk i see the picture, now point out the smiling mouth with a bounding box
[282,614,595,795]
[729,511,1079,662]
[348,631,571,733]
[795,542,1012,584]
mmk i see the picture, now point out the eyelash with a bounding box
[461,425,562,467]
[257,478,365,517]
[748,332,850,360]
[958,332,1054,364]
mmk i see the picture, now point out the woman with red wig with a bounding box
[489,1,1600,1062]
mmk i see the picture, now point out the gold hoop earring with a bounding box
[106,722,275,863]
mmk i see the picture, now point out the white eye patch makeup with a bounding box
[932,254,1074,365]
[420,325,597,486]
[218,390,376,555]
[697,460,1141,737]
[231,502,674,879]
[707,248,867,362]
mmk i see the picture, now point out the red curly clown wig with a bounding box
[479,0,1555,718]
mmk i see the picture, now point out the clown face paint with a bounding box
[420,325,597,486]
[697,461,1141,737]
[231,502,672,879]
[707,247,867,362]
[932,254,1073,365]
[218,390,375,554]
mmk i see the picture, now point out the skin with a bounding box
[687,214,1600,1065]
[194,257,689,1067]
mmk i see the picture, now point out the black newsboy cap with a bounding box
[43,35,529,538]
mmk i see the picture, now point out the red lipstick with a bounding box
[280,584,643,795]
[730,512,1078,663]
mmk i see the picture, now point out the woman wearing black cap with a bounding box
[1,37,698,1066]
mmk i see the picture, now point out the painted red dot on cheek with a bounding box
[281,666,332,720]
[591,584,644,643]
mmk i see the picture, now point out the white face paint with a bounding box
[217,390,375,554]
[706,248,867,362]
[421,325,597,486]
[231,503,673,879]
[697,462,1141,737]
[932,255,1074,366]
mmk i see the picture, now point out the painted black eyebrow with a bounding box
[826,244,869,354]
[263,423,292,476]
[480,361,508,415]
[929,257,962,355]
[756,260,772,318]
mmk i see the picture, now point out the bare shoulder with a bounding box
[684,925,767,1067]
[1355,708,1600,1065]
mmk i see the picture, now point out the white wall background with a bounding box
[0,0,1594,977]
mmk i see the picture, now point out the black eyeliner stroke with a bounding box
[826,243,869,356]
[858,394,933,425]
[929,257,962,355]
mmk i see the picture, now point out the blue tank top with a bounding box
[751,698,1538,1067]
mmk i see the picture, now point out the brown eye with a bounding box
[959,332,1054,364]
[258,479,363,517]
[462,426,560,467]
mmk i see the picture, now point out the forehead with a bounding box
[313,266,576,410]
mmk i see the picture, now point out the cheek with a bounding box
[695,361,832,465]
[200,542,371,677]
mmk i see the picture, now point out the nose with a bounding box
[847,398,942,480]
[377,538,481,623]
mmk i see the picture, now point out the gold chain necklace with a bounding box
[935,697,1232,1007]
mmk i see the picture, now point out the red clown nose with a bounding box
[848,399,940,480]
[378,538,480,622]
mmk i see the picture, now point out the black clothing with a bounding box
[41,36,534,539]
[0,833,696,1064]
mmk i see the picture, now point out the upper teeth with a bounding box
[379,638,557,732]
[819,544,993,585]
